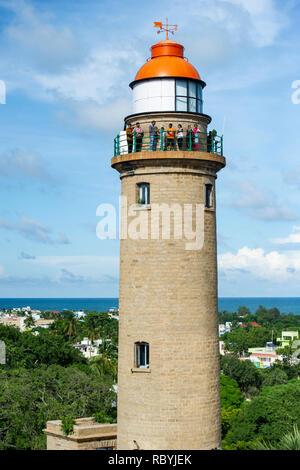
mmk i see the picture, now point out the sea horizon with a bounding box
[1,297,300,315]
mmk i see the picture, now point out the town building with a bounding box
[276,331,299,348]
[73,337,103,359]
[248,343,282,369]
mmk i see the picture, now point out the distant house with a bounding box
[242,322,260,328]
[248,343,282,369]
[35,319,54,329]
[2,315,26,332]
[73,337,103,359]
[276,331,299,348]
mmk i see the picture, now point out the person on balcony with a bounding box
[166,123,175,150]
[133,123,144,152]
[177,124,184,150]
[193,123,201,151]
[160,127,167,151]
[207,130,217,153]
[207,131,213,153]
[149,121,158,151]
[186,125,194,151]
[126,123,133,153]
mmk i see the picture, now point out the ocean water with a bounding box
[1,297,300,315]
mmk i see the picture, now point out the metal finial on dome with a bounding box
[154,18,178,41]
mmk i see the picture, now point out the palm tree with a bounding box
[87,326,100,358]
[252,425,300,450]
[62,312,78,340]
[89,339,118,379]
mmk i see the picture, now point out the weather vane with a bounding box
[154,19,178,41]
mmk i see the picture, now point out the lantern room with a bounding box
[130,38,206,115]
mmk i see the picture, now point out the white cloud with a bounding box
[0,149,54,182]
[219,246,300,282]
[271,226,300,245]
[26,255,119,283]
[1,0,85,73]
[218,0,285,46]
[0,217,13,230]
[58,98,131,134]
[0,215,71,245]
[230,181,298,221]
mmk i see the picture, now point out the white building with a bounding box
[248,343,283,369]
[73,337,103,359]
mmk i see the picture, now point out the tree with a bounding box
[262,368,288,387]
[237,306,251,318]
[220,356,262,393]
[224,381,300,447]
[221,407,240,440]
[89,339,118,380]
[24,315,35,329]
[220,374,244,409]
[252,425,300,450]
[0,365,116,450]
[220,374,244,440]
[222,326,271,357]
[0,326,86,369]
[61,311,78,340]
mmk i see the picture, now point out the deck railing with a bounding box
[114,129,223,157]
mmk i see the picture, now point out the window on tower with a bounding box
[175,79,203,114]
[205,183,213,208]
[134,342,149,368]
[137,182,150,205]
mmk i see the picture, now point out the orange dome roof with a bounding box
[132,40,203,85]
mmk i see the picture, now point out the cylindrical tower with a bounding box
[111,31,226,450]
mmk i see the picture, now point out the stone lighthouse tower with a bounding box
[111,22,226,450]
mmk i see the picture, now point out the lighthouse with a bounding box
[111,22,226,450]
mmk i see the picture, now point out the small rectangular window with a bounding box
[137,183,150,205]
[135,342,149,368]
[205,184,213,208]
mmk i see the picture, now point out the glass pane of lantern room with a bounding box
[176,97,187,111]
[176,79,187,96]
[189,81,197,98]
[197,100,203,114]
[197,84,203,100]
[189,98,197,113]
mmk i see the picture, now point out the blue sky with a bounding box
[0,0,300,298]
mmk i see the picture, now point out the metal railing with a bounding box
[114,129,223,157]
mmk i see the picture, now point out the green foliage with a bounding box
[0,325,86,369]
[220,356,262,393]
[222,326,271,357]
[61,416,76,436]
[222,440,255,450]
[220,374,244,408]
[251,425,300,450]
[0,365,116,449]
[93,410,112,424]
[262,367,288,387]
[219,305,300,333]
[237,306,251,318]
[24,315,35,329]
[221,407,240,439]
[224,381,300,447]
